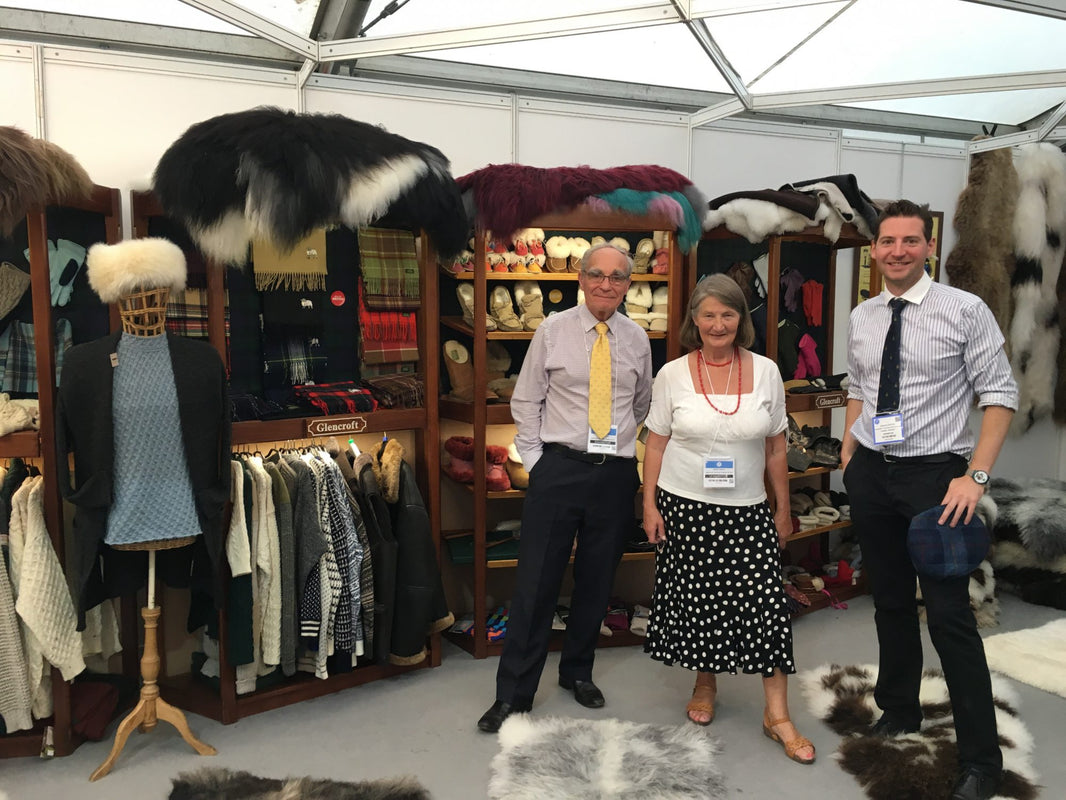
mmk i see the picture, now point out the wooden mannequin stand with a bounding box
[90,287,218,780]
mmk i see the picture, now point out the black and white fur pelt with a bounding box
[984,476,1066,610]
[152,107,468,265]
[169,767,431,800]
[1008,142,1066,434]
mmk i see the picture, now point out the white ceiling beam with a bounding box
[179,0,318,58]
[319,4,679,62]
[671,0,752,109]
[690,98,746,127]
[750,69,1066,109]
[1038,100,1066,138]
[967,125,1066,152]
[690,0,849,18]
[961,0,1066,21]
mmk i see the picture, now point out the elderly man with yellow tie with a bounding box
[477,242,653,733]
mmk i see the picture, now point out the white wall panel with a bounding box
[517,99,688,171]
[691,122,838,199]
[840,140,903,199]
[1,44,37,133]
[304,77,513,177]
[901,146,967,279]
[40,47,295,200]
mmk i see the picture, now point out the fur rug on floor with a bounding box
[800,664,1039,800]
[168,767,431,800]
[983,618,1066,698]
[489,715,724,800]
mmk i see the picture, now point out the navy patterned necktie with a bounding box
[877,297,906,413]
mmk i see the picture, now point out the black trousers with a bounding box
[844,446,1002,774]
[495,448,639,705]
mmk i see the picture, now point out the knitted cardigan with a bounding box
[8,476,85,718]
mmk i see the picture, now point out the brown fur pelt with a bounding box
[375,437,406,505]
[169,767,431,800]
[0,126,92,236]
[801,664,1039,800]
[944,141,1018,342]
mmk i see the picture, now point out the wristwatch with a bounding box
[968,469,990,485]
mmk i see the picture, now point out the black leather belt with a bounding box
[544,442,633,465]
[865,447,963,464]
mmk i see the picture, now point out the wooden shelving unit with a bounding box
[127,191,445,724]
[0,184,122,760]
[439,208,685,658]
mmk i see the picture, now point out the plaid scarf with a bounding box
[357,281,418,364]
[361,373,425,409]
[0,318,72,395]
[292,382,377,415]
[262,336,327,387]
[357,228,420,310]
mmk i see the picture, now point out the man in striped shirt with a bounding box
[840,200,1017,800]
[477,243,653,734]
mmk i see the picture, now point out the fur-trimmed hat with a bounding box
[86,238,187,303]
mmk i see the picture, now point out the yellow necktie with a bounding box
[589,322,612,439]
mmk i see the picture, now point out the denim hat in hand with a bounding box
[907,505,990,579]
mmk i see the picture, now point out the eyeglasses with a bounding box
[582,270,630,286]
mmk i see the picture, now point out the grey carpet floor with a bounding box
[2,594,1062,800]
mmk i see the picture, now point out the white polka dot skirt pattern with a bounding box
[643,490,796,677]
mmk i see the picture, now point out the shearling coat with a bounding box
[55,331,231,629]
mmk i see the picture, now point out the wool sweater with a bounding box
[9,477,85,718]
[0,537,33,732]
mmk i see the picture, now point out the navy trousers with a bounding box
[495,448,639,705]
[844,446,1001,774]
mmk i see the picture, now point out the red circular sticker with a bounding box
[330,291,346,307]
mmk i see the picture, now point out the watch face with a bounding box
[971,470,989,485]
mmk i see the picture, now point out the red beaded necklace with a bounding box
[696,348,742,415]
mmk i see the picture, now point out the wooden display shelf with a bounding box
[231,408,426,446]
[439,397,514,425]
[442,269,667,282]
[786,519,851,542]
[485,550,654,569]
[446,626,647,658]
[158,660,431,724]
[441,316,666,340]
[791,577,867,618]
[703,221,867,250]
[0,721,51,758]
[787,465,838,478]
[785,390,847,412]
[461,484,525,500]
[0,430,40,458]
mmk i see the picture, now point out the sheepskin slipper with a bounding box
[443,435,475,483]
[486,444,512,492]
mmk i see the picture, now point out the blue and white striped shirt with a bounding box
[846,273,1018,458]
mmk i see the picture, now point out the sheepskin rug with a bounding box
[168,767,430,800]
[489,715,724,800]
[801,664,1038,800]
[983,618,1066,698]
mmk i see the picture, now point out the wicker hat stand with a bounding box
[89,289,216,781]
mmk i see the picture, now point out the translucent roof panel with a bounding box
[5,0,252,35]
[406,24,733,95]
[360,0,645,36]
[229,0,321,36]
[747,0,1066,93]
[842,88,1066,127]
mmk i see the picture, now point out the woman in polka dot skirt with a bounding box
[642,274,814,765]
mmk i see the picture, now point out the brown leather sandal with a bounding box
[685,680,716,726]
[762,711,815,764]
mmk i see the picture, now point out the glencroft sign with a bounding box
[306,416,368,436]
[814,392,847,409]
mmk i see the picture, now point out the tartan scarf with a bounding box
[0,318,73,395]
[292,382,377,415]
[361,373,424,409]
[358,227,420,310]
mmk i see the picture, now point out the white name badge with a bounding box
[703,456,736,489]
[872,413,905,445]
[588,425,619,454]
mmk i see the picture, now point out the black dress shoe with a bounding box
[559,677,605,709]
[477,700,530,733]
[869,714,920,737]
[950,768,1001,800]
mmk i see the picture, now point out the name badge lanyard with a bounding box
[698,350,737,488]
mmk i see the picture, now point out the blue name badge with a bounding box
[872,413,905,445]
[703,457,736,489]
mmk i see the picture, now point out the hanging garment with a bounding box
[264,462,297,677]
[0,533,33,732]
[331,448,375,660]
[8,476,85,719]
[354,452,397,665]
[376,439,453,666]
